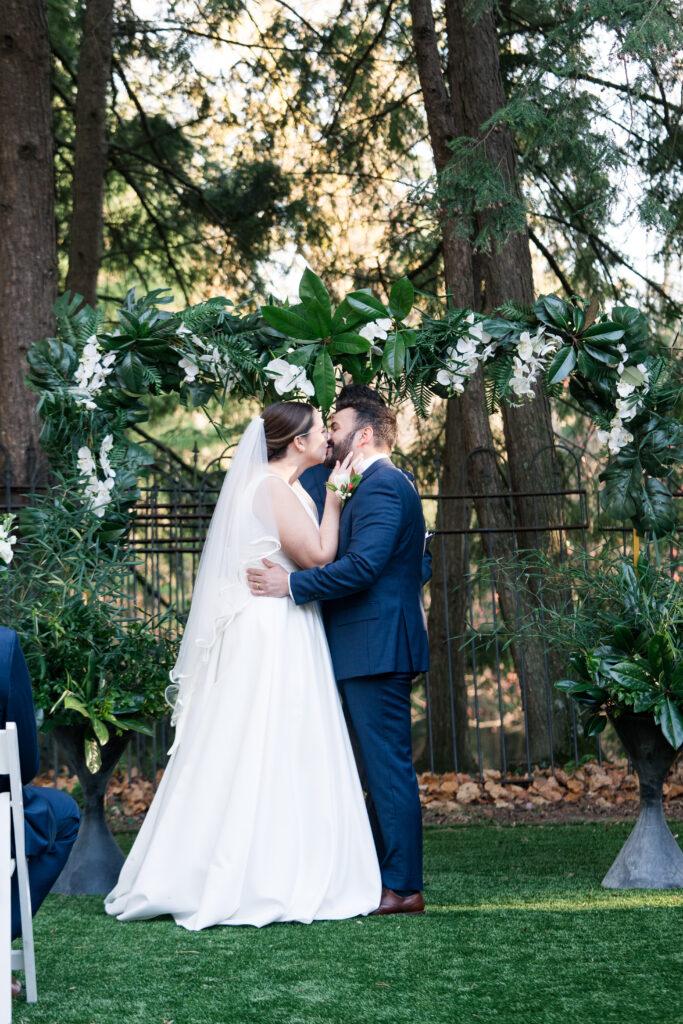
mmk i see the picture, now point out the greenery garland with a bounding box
[25,269,681,539]
[1,267,679,759]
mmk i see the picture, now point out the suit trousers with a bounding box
[11,786,80,940]
[338,673,423,892]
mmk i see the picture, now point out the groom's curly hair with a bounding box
[338,389,398,450]
[262,402,314,461]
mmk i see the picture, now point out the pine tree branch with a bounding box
[108,154,191,303]
[527,228,574,297]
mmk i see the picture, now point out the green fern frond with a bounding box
[494,299,536,324]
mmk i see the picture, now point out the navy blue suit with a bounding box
[0,627,80,940]
[300,462,433,585]
[296,458,429,891]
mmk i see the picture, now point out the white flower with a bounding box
[0,537,15,565]
[358,317,393,343]
[607,422,634,455]
[77,442,116,516]
[616,380,636,398]
[265,357,315,397]
[508,327,560,399]
[77,446,97,477]
[179,356,200,383]
[71,336,116,408]
[99,434,115,479]
[330,469,352,491]
[0,515,17,566]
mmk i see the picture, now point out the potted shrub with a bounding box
[1,493,176,894]
[553,550,683,888]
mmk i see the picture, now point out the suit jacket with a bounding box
[291,459,430,681]
[299,462,433,586]
[0,626,57,854]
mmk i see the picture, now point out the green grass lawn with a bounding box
[12,822,683,1024]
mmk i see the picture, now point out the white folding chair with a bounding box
[0,723,37,1022]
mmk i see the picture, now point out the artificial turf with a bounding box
[12,822,683,1024]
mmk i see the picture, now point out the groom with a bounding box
[247,391,429,915]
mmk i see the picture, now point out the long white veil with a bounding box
[166,415,280,751]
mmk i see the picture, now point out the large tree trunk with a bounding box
[410,0,573,766]
[410,0,475,771]
[65,0,114,306]
[0,0,56,494]
[445,0,573,762]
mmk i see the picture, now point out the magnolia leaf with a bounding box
[534,295,571,330]
[304,298,332,338]
[581,322,626,343]
[599,461,641,521]
[346,291,388,319]
[605,659,651,691]
[583,296,600,330]
[260,306,321,340]
[388,278,414,321]
[583,713,607,736]
[611,306,649,346]
[639,477,675,536]
[546,345,577,385]
[328,332,372,355]
[84,736,102,774]
[382,335,405,378]
[312,349,336,409]
[118,352,146,396]
[299,269,331,319]
[582,342,621,367]
[397,329,419,349]
[657,699,683,750]
[620,365,647,387]
[571,305,585,333]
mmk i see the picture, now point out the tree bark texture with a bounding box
[410,0,573,765]
[65,0,114,306]
[0,0,56,493]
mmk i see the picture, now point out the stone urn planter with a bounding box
[51,725,129,895]
[602,712,683,889]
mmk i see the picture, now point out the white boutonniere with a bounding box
[326,469,363,506]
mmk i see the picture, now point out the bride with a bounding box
[104,402,381,930]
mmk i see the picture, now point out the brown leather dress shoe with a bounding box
[370,887,425,916]
[11,977,22,998]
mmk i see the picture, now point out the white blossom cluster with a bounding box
[597,346,650,455]
[436,314,497,394]
[176,326,239,392]
[77,435,116,518]
[0,513,17,566]
[71,335,117,410]
[264,357,315,397]
[509,327,562,399]
[358,317,393,355]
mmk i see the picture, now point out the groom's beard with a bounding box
[324,431,355,468]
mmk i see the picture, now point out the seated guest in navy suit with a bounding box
[0,627,80,993]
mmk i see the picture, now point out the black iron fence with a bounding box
[1,438,678,788]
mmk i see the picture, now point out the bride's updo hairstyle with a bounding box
[261,402,315,461]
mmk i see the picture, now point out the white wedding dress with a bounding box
[105,474,381,930]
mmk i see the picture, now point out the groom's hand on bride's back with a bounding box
[247,559,291,598]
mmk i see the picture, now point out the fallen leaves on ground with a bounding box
[417,760,683,822]
[33,758,683,827]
